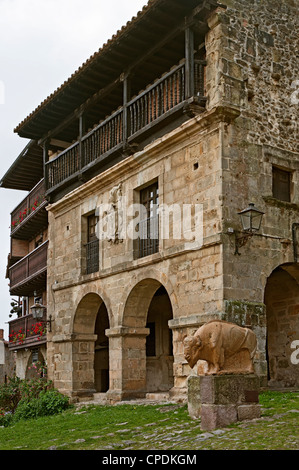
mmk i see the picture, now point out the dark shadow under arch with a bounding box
[264,264,299,389]
[73,292,110,394]
[123,279,174,394]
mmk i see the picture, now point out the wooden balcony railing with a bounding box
[8,312,47,349]
[127,63,186,137]
[9,240,48,295]
[46,59,206,192]
[11,179,46,233]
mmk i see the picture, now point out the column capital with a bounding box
[105,326,150,338]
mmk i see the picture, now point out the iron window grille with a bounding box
[138,183,159,258]
[85,214,99,274]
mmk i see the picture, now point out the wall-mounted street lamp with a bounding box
[231,203,265,255]
[30,294,53,332]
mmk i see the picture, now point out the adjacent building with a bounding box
[1,0,298,401]
[1,141,48,377]
[0,329,15,383]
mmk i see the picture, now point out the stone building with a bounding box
[3,0,299,401]
[0,142,48,378]
[0,330,15,383]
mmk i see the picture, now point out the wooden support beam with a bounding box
[38,77,121,146]
[79,112,86,169]
[122,73,131,145]
[125,24,183,76]
[38,1,215,148]
[49,139,72,149]
[43,140,50,190]
[185,27,195,99]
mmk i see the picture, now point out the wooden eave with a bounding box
[0,141,43,191]
[13,0,218,143]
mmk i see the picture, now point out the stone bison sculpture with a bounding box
[183,320,257,375]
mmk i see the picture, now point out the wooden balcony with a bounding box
[8,312,47,350]
[9,240,48,296]
[10,179,48,240]
[46,59,206,195]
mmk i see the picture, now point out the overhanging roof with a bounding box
[14,0,218,142]
[0,140,43,191]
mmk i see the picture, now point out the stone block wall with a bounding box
[206,0,299,388]
[0,330,15,383]
[45,0,299,399]
[46,109,228,398]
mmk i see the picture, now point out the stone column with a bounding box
[106,326,149,402]
[71,333,98,398]
[48,333,97,399]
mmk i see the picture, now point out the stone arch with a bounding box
[264,263,299,389]
[73,293,103,334]
[261,260,299,294]
[72,292,110,396]
[120,268,177,326]
[73,283,113,333]
[25,349,46,380]
[120,276,174,395]
[123,278,163,328]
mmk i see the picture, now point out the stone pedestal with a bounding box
[187,375,202,419]
[187,374,261,431]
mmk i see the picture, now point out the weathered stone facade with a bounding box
[0,330,15,383]
[46,0,299,401]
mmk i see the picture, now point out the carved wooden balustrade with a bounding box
[9,241,48,295]
[10,179,46,234]
[46,60,206,192]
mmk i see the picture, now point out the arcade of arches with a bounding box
[60,263,299,400]
[72,280,174,399]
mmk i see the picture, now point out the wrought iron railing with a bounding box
[85,239,99,274]
[138,215,159,258]
[45,59,206,191]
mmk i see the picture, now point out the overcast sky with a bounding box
[0,0,147,339]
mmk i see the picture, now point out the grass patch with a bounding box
[0,391,298,451]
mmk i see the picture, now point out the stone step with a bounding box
[145,392,170,401]
[92,392,109,403]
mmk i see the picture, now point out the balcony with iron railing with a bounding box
[9,240,48,296]
[46,59,206,194]
[8,311,47,350]
[10,179,48,240]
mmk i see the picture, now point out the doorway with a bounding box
[94,302,110,392]
[264,265,299,388]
